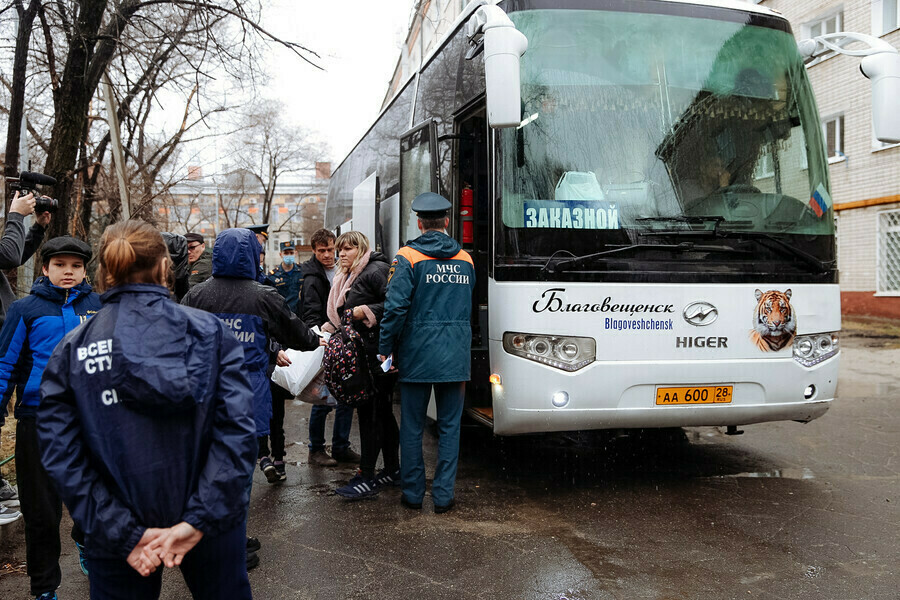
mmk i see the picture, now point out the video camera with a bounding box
[7,171,59,214]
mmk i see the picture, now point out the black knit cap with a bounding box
[41,236,92,263]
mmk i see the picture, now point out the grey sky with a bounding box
[261,0,418,163]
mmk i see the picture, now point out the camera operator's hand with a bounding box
[9,191,35,216]
[34,210,51,227]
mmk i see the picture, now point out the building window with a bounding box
[804,10,844,63]
[822,115,845,162]
[877,209,900,295]
[877,0,900,34]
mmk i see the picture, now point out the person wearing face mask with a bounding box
[266,240,303,313]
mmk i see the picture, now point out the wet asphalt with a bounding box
[1,338,898,599]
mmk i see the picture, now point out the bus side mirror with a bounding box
[861,52,900,144]
[484,25,528,129]
[467,5,529,129]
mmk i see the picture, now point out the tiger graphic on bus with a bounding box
[750,289,796,352]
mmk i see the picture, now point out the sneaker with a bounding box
[374,468,400,488]
[258,457,279,484]
[335,472,379,500]
[0,505,22,525]
[0,478,18,508]
[35,593,58,600]
[433,499,456,514]
[75,541,88,575]
[247,550,259,570]
[246,537,261,553]
[272,461,287,481]
[332,447,361,463]
[308,450,338,467]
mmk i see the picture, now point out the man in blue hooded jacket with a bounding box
[181,228,320,566]
[379,192,475,514]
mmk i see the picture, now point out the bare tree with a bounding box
[1,0,322,240]
[226,99,330,228]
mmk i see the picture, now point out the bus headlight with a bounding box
[502,332,596,372]
[792,332,839,367]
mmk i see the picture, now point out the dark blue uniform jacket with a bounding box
[38,283,256,560]
[0,277,100,421]
[266,263,303,312]
[379,231,475,383]
[182,229,319,436]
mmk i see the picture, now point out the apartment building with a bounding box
[756,0,900,317]
[160,163,330,270]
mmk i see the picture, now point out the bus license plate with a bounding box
[656,386,733,405]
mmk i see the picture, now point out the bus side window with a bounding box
[399,120,439,245]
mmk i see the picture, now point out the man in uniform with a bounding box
[185,232,212,289]
[245,224,269,283]
[267,240,303,313]
[379,192,475,514]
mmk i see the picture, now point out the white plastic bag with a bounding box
[271,347,324,395]
[554,171,605,201]
[297,371,335,406]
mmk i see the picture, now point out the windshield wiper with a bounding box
[543,242,751,273]
[717,230,834,273]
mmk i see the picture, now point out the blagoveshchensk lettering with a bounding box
[532,288,675,316]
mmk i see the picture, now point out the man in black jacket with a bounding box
[0,191,51,327]
[299,228,359,467]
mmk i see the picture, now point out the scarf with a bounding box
[324,249,372,332]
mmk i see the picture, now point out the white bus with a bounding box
[326,0,898,435]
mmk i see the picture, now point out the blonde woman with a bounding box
[323,231,399,499]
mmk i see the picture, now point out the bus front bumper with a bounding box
[488,346,837,435]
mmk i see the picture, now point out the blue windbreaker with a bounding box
[38,284,256,559]
[379,231,475,382]
[0,277,100,421]
[181,229,319,436]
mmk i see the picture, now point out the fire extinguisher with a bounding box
[460,186,474,246]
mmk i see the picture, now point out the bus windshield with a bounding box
[498,8,835,283]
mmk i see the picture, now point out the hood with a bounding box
[212,228,262,280]
[100,284,200,414]
[31,276,93,304]
[369,251,390,266]
[408,230,462,259]
[162,232,190,280]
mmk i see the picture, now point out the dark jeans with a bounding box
[357,373,399,479]
[308,403,353,454]
[87,523,251,600]
[258,381,291,460]
[16,417,62,596]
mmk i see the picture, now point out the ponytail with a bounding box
[95,220,169,293]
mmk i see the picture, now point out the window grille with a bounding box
[877,209,900,294]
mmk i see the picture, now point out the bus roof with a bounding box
[331,0,786,178]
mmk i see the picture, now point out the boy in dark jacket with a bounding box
[0,236,101,600]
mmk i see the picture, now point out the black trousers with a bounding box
[258,381,290,460]
[16,416,62,596]
[87,523,251,600]
[357,373,399,479]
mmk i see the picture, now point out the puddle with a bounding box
[714,468,815,480]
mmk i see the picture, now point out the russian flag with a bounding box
[809,184,830,218]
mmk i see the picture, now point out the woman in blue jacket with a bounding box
[0,236,100,600]
[38,221,257,600]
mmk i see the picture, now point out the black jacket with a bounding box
[336,252,390,359]
[299,256,332,329]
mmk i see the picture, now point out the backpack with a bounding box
[322,308,374,407]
